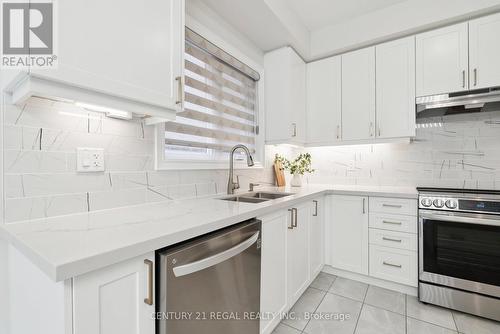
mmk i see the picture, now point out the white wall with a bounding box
[310,0,500,59]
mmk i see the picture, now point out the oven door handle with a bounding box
[172,231,260,277]
[419,211,500,227]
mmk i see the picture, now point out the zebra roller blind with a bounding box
[164,28,259,161]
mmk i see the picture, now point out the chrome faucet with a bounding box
[227,144,254,195]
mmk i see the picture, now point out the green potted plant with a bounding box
[274,153,314,187]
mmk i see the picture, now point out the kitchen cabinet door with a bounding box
[327,195,369,275]
[376,36,416,139]
[416,22,469,96]
[30,0,184,111]
[265,47,306,145]
[260,211,288,334]
[73,253,155,334]
[341,47,376,141]
[287,202,310,307]
[306,56,342,145]
[469,12,500,89]
[309,197,325,278]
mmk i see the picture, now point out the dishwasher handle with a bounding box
[172,231,260,277]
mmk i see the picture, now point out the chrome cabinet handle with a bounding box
[362,198,366,214]
[474,68,477,86]
[288,209,294,229]
[144,259,154,305]
[313,200,318,216]
[382,220,402,225]
[291,123,297,137]
[175,76,183,105]
[369,122,374,137]
[293,208,298,228]
[173,231,260,277]
[382,237,402,243]
[336,125,340,139]
[462,70,466,88]
[383,261,402,268]
[382,204,402,208]
[378,126,381,137]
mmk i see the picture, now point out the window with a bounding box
[157,28,262,169]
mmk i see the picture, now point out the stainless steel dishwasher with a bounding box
[157,219,261,334]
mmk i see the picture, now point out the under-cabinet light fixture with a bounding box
[75,102,133,120]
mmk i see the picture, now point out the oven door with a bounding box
[419,210,500,297]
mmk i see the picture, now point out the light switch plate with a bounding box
[76,148,105,172]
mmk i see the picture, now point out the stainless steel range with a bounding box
[418,188,500,321]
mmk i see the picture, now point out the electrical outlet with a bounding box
[77,148,105,172]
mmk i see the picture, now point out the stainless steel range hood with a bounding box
[416,87,500,118]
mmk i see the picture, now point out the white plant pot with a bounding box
[291,173,302,187]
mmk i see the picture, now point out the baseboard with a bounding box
[322,265,418,296]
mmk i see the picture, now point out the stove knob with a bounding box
[433,198,444,208]
[445,199,457,209]
[420,198,432,207]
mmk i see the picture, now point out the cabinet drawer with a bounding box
[369,213,417,234]
[369,197,417,216]
[369,245,417,287]
[369,228,417,251]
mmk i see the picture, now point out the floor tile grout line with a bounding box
[451,310,459,332]
[405,294,408,334]
[352,302,365,334]
[406,314,461,332]
[301,283,330,333]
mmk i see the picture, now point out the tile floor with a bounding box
[273,272,500,334]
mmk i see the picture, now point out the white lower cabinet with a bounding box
[309,197,324,278]
[260,211,288,334]
[286,202,311,307]
[73,252,155,334]
[369,245,418,287]
[327,195,369,275]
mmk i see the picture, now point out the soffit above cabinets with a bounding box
[194,0,500,61]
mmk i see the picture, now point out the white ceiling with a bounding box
[287,0,408,31]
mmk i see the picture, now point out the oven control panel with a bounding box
[419,194,500,214]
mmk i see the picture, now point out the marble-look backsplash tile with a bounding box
[3,97,273,223]
[304,111,500,190]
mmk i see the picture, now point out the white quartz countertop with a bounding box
[0,184,417,282]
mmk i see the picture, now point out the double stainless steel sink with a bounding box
[220,191,293,203]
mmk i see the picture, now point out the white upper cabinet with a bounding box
[265,47,306,145]
[6,0,184,120]
[416,22,469,97]
[469,12,500,89]
[376,37,416,139]
[306,56,342,145]
[341,47,376,141]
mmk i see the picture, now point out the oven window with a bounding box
[422,219,500,286]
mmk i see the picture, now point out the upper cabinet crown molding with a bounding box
[264,46,306,145]
[416,22,469,97]
[3,0,185,122]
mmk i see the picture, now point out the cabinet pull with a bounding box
[474,68,477,86]
[382,220,402,225]
[378,126,381,137]
[382,204,402,208]
[336,125,340,139]
[144,259,154,305]
[369,122,374,137]
[313,200,318,216]
[362,198,366,214]
[293,208,298,227]
[383,261,402,268]
[382,237,402,243]
[175,76,183,105]
[462,70,466,88]
[288,209,294,229]
[291,123,297,137]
